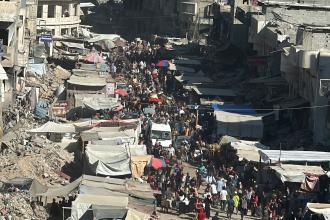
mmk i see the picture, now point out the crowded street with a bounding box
[1,0,330,219]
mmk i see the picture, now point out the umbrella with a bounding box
[156,60,170,67]
[148,158,166,170]
[114,88,128,96]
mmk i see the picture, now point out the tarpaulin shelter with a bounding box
[83,53,105,64]
[68,74,107,87]
[307,203,330,220]
[85,145,131,176]
[28,121,76,133]
[131,155,153,178]
[84,144,147,176]
[37,175,156,201]
[126,209,150,220]
[70,194,128,220]
[214,110,264,139]
[259,150,330,163]
[269,164,324,183]
[81,97,121,111]
[230,140,269,162]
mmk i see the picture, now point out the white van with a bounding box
[148,122,172,148]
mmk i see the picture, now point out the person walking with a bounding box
[220,186,228,211]
[240,196,248,220]
[233,192,240,214]
[227,196,235,219]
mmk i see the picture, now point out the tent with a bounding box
[71,194,128,220]
[125,209,150,220]
[259,150,330,163]
[269,164,324,183]
[85,144,147,176]
[28,121,76,133]
[131,155,153,178]
[85,145,131,176]
[230,140,269,162]
[214,110,264,139]
[68,74,107,87]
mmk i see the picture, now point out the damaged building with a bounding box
[123,0,214,40]
[36,0,80,37]
[210,0,330,146]
[0,0,37,111]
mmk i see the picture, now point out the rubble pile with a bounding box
[26,65,71,100]
[0,191,48,219]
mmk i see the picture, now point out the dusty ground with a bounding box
[156,163,260,220]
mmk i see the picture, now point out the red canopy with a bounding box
[115,88,128,96]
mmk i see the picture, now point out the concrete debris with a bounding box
[0,108,74,219]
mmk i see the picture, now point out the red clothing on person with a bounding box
[197,209,206,220]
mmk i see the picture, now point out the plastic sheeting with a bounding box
[215,110,264,139]
[131,155,153,178]
[85,145,131,176]
[126,209,150,220]
[28,121,76,133]
[259,150,330,163]
[269,164,324,183]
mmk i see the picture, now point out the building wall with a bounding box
[36,0,80,37]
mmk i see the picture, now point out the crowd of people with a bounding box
[81,38,325,220]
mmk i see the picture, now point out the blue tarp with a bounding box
[212,103,256,115]
[35,99,49,119]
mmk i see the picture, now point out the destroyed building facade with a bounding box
[211,0,330,145]
[123,0,214,39]
[0,0,37,110]
[36,0,80,37]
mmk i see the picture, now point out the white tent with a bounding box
[28,121,76,133]
[259,150,330,163]
[269,164,324,183]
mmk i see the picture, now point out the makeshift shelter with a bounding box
[259,150,330,163]
[85,144,131,176]
[214,110,264,139]
[125,209,150,220]
[37,175,155,201]
[70,194,128,220]
[81,97,121,111]
[84,143,147,176]
[307,203,330,220]
[131,155,153,178]
[269,164,324,183]
[68,74,107,87]
[28,121,76,133]
[230,140,269,162]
